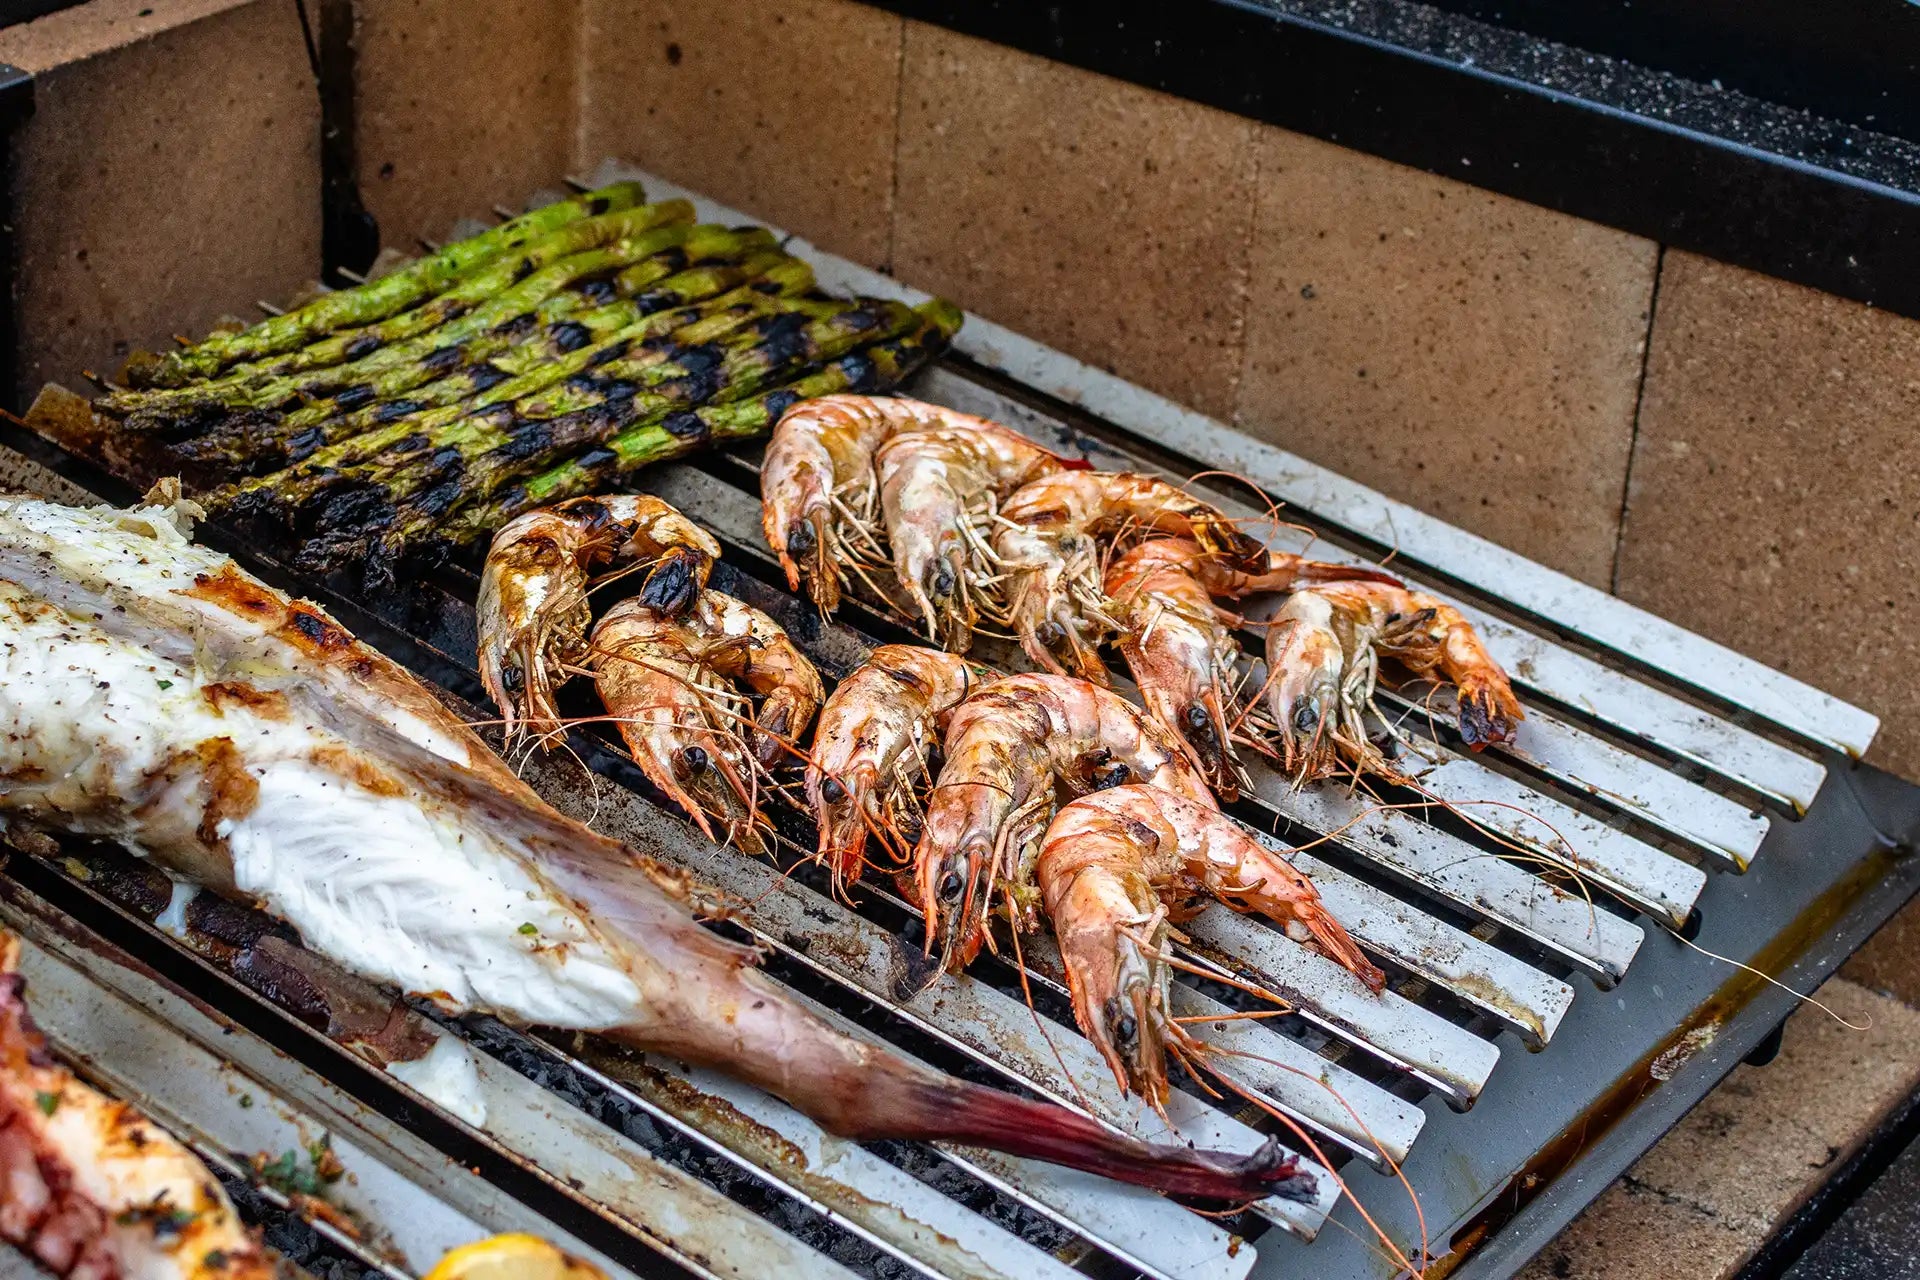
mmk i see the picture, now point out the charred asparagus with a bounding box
[176,250,812,473]
[438,300,964,547]
[261,301,908,577]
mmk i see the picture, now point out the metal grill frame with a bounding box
[0,161,1916,1280]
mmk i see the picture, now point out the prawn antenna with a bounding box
[1660,930,1872,1032]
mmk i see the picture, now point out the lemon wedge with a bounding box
[423,1233,609,1280]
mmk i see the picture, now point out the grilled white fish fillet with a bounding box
[0,492,1313,1204]
[0,931,270,1279]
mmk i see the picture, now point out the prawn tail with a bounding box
[1455,671,1524,750]
[1190,511,1270,574]
[1299,902,1387,994]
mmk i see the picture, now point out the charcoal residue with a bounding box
[217,1173,384,1280]
[455,1019,918,1279]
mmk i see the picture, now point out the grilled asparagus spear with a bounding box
[175,247,808,473]
[289,300,919,574]
[324,298,895,509]
[435,301,964,548]
[203,264,823,501]
[126,180,648,388]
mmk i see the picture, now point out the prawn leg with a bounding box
[1036,786,1381,1106]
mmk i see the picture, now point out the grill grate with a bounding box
[1,160,1915,1280]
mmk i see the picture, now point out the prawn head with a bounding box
[915,824,994,975]
[477,534,589,744]
[807,763,893,889]
[590,609,769,856]
[1056,869,1179,1111]
[1263,621,1349,782]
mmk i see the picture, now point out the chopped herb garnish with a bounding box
[518,922,538,936]
[155,678,173,690]
[237,1093,253,1109]
[308,1134,344,1183]
[256,1147,324,1196]
[33,1090,58,1116]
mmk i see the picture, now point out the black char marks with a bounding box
[422,345,464,376]
[467,363,511,392]
[547,321,592,353]
[586,339,632,369]
[661,411,706,441]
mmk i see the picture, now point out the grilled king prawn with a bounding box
[0,491,1312,1205]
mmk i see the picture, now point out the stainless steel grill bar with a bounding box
[1232,635,1705,928]
[1371,741,1709,928]
[642,461,1643,985]
[1373,686,1768,871]
[1250,850,1573,1046]
[186,1141,412,1280]
[926,1150,1260,1280]
[1246,764,1645,983]
[999,925,1429,1164]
